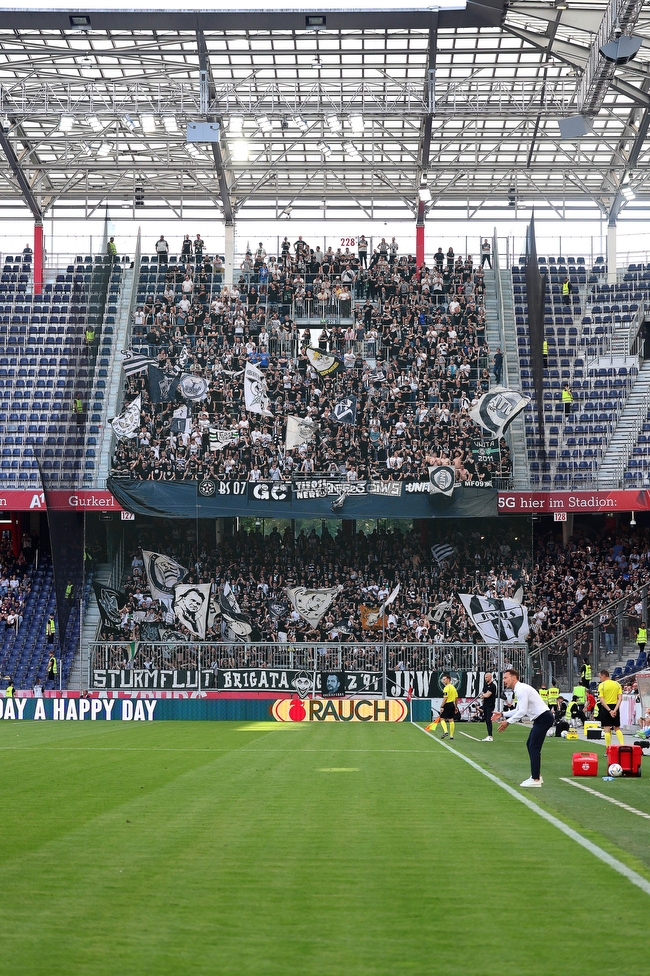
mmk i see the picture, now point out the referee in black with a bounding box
[480,671,497,741]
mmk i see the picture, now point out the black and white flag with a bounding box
[285,584,343,627]
[209,428,240,452]
[268,598,288,620]
[285,415,317,450]
[178,373,210,401]
[148,366,179,404]
[173,582,211,639]
[333,395,357,425]
[459,594,529,644]
[431,544,455,564]
[110,395,141,440]
[306,347,344,377]
[174,346,190,374]
[244,362,273,417]
[430,600,452,623]
[219,582,254,640]
[93,580,128,629]
[122,351,158,376]
[171,405,190,435]
[142,550,189,609]
[469,388,530,440]
[428,465,456,496]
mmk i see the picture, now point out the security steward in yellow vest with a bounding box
[6,678,15,698]
[543,339,548,368]
[539,685,550,705]
[562,382,574,416]
[46,652,57,687]
[46,615,56,645]
[572,683,587,705]
[637,623,647,653]
[65,580,75,601]
[580,659,592,689]
[547,683,561,712]
[84,325,95,346]
[562,277,571,305]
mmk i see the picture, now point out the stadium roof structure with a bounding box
[0,1,648,224]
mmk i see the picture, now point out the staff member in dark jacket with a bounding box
[480,672,497,741]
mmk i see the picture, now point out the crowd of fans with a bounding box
[113,235,512,484]
[94,519,650,677]
[0,535,34,635]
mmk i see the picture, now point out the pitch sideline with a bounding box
[415,723,650,897]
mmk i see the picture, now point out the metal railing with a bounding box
[89,640,528,688]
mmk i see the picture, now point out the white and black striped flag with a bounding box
[469,388,530,440]
[459,594,529,644]
[431,544,455,564]
[121,351,158,376]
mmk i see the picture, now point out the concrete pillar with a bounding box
[607,220,617,285]
[224,222,235,289]
[562,514,573,546]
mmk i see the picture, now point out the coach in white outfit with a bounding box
[494,668,554,787]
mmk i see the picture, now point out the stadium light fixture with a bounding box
[344,142,361,160]
[121,114,137,132]
[185,143,199,157]
[311,55,322,69]
[327,115,342,133]
[621,185,635,201]
[58,115,74,132]
[317,141,332,156]
[141,115,156,133]
[97,143,111,157]
[231,140,249,162]
[419,186,432,203]
[349,115,365,134]
[228,116,244,136]
[86,115,102,132]
[292,116,309,133]
[81,142,93,156]
[258,116,273,134]
[163,116,179,134]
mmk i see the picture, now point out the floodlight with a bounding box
[97,143,111,157]
[327,115,341,133]
[258,115,273,134]
[621,185,635,201]
[317,141,332,156]
[344,142,361,160]
[349,115,364,134]
[228,116,244,136]
[231,140,249,162]
[141,115,156,133]
[419,186,432,203]
[292,116,309,133]
[121,115,137,132]
[185,143,199,157]
[163,117,179,133]
[58,115,74,132]
[69,15,91,27]
[311,55,322,69]
[86,115,102,132]
[81,143,93,156]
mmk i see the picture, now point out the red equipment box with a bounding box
[572,752,599,777]
[606,744,643,777]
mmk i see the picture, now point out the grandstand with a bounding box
[2,5,650,971]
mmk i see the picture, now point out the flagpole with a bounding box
[382,606,387,701]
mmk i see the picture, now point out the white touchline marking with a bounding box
[459,731,483,741]
[560,778,650,819]
[415,724,650,896]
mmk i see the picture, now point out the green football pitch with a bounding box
[2,720,649,976]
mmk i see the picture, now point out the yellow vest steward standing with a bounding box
[539,686,549,703]
[561,387,573,404]
[562,280,570,296]
[547,686,560,706]
[637,626,647,647]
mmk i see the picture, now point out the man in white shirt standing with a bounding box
[494,668,553,788]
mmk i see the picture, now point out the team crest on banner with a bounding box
[208,428,239,452]
[147,366,179,404]
[469,388,530,440]
[333,395,357,425]
[178,373,210,401]
[173,582,211,639]
[429,465,456,496]
[142,550,189,609]
[244,362,273,417]
[92,580,127,628]
[110,395,141,440]
[285,584,344,627]
[459,593,529,644]
[292,670,314,699]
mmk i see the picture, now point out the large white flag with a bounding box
[110,395,141,439]
[142,550,189,609]
[285,585,344,627]
[244,362,273,417]
[285,415,317,450]
[173,582,211,639]
[209,428,240,452]
[459,593,529,644]
[469,388,530,440]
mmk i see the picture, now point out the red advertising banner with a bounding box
[498,489,650,514]
[0,489,123,512]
